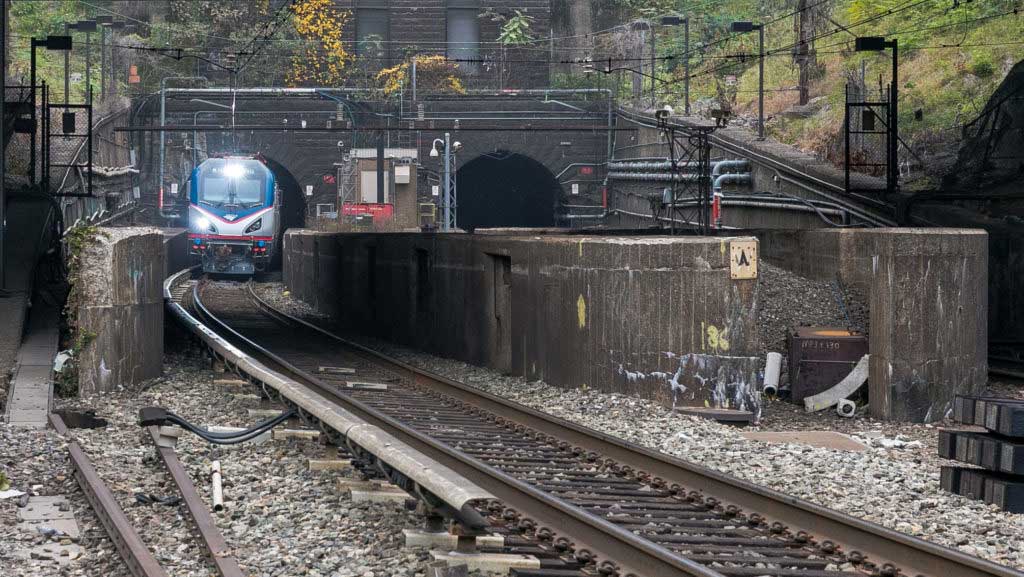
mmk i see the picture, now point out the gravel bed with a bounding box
[54,351,433,577]
[0,426,127,576]
[253,282,1024,570]
[757,260,869,358]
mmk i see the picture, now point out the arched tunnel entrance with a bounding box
[456,152,560,230]
[260,155,306,232]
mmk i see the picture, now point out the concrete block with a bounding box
[247,408,285,418]
[17,496,75,521]
[868,229,988,422]
[346,382,389,391]
[77,227,165,395]
[429,551,540,575]
[350,489,411,504]
[319,366,356,375]
[308,459,352,471]
[273,428,320,441]
[403,529,504,549]
[739,431,867,452]
[284,231,762,415]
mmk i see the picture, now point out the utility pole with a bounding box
[64,23,70,105]
[1,0,6,289]
[684,17,690,115]
[660,15,690,115]
[794,0,814,105]
[731,21,765,139]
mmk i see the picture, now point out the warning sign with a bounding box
[730,240,758,279]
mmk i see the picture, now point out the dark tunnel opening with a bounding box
[456,152,560,230]
[260,155,306,233]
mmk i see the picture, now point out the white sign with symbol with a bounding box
[305,185,314,197]
[730,240,758,279]
[432,185,439,197]
[571,183,579,195]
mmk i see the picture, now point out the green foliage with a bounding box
[971,58,995,78]
[58,225,109,398]
[498,10,536,46]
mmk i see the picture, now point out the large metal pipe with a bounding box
[712,159,750,177]
[713,173,752,192]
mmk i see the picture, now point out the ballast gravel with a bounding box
[256,281,1024,571]
[51,352,434,577]
[0,426,127,577]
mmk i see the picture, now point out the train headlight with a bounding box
[194,216,217,233]
[224,163,245,179]
[244,218,263,234]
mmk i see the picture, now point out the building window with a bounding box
[357,2,389,63]
[447,1,479,71]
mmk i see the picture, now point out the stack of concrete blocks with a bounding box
[283,231,764,418]
[757,227,988,422]
[76,227,165,395]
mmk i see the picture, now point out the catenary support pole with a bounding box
[758,25,765,140]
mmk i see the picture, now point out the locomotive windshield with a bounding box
[197,159,267,208]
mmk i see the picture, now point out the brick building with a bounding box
[333,0,553,89]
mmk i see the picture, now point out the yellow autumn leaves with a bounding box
[287,0,353,86]
[287,0,465,94]
[376,55,466,96]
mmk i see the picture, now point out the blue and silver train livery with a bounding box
[188,156,280,275]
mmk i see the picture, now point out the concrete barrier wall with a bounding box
[755,227,988,421]
[284,231,763,414]
[161,228,189,279]
[77,227,165,395]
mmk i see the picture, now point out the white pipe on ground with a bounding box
[211,460,224,512]
[763,352,782,397]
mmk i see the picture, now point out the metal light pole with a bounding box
[442,133,451,230]
[730,21,765,139]
[855,36,899,194]
[660,15,690,115]
[1,1,6,289]
[431,134,460,231]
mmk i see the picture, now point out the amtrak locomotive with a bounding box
[188,156,280,275]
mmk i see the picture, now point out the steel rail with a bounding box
[185,282,721,577]
[145,426,245,577]
[48,413,170,577]
[237,284,1024,577]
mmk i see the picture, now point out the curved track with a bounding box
[174,277,1023,577]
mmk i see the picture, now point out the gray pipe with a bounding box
[608,172,703,182]
[712,159,750,177]
[713,173,752,192]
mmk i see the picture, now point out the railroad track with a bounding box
[169,273,1023,577]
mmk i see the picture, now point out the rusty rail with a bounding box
[146,426,245,577]
[239,284,1024,577]
[48,413,169,577]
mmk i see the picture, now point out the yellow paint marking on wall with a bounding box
[578,240,584,258]
[577,294,587,329]
[705,324,731,353]
[720,240,726,255]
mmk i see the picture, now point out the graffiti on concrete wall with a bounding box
[616,352,763,419]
